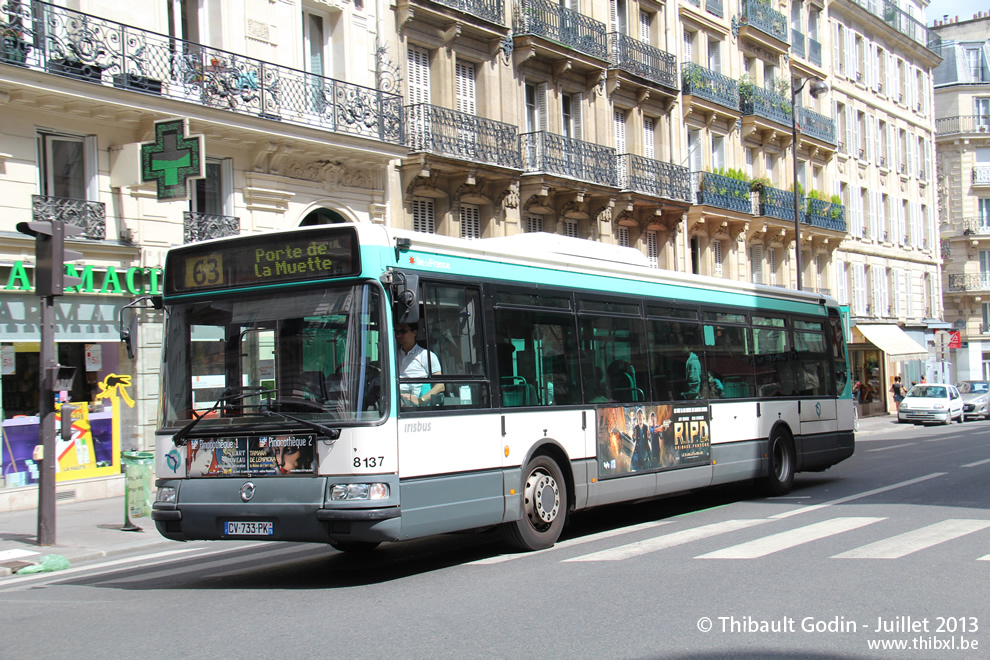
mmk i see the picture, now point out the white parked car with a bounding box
[898,384,964,425]
[959,381,990,421]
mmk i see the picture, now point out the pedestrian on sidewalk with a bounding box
[889,376,904,411]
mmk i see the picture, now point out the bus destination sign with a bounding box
[167,228,359,294]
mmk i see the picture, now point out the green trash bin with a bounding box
[121,450,155,531]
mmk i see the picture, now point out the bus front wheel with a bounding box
[763,430,795,496]
[501,455,567,551]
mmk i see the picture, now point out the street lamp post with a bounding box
[791,76,829,292]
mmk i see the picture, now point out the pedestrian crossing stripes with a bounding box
[563,519,771,562]
[694,517,886,559]
[832,519,990,559]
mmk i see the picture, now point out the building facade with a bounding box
[933,12,990,381]
[1,0,946,496]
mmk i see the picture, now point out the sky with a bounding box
[923,0,990,25]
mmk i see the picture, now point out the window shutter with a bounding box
[407,45,431,105]
[834,23,842,76]
[525,215,544,233]
[640,10,650,42]
[613,109,626,153]
[751,244,764,284]
[616,226,630,247]
[853,264,866,316]
[712,135,725,170]
[84,134,99,202]
[564,218,579,238]
[854,112,862,157]
[836,259,847,305]
[708,40,720,73]
[536,82,548,132]
[712,240,723,277]
[844,105,854,155]
[879,268,889,316]
[572,92,584,141]
[885,51,893,98]
[460,204,481,239]
[905,271,914,318]
[886,123,894,168]
[643,117,655,160]
[745,147,754,178]
[683,29,692,63]
[865,114,873,161]
[455,60,476,115]
[869,190,878,239]
[412,198,435,234]
[768,247,777,286]
[647,230,659,268]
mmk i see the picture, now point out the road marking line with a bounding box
[867,443,916,452]
[769,473,946,520]
[0,549,40,562]
[100,546,318,584]
[564,519,771,562]
[0,547,205,588]
[962,458,990,468]
[695,517,885,559]
[466,520,674,565]
[978,554,990,561]
[832,519,990,559]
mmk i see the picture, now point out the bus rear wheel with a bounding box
[500,455,567,551]
[763,429,795,496]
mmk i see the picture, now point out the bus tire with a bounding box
[329,541,380,553]
[763,429,795,496]
[500,455,567,551]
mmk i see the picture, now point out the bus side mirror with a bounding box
[381,271,419,325]
[119,295,162,360]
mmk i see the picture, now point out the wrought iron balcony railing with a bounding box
[847,0,941,56]
[757,185,797,221]
[948,273,990,292]
[791,30,805,58]
[808,37,822,66]
[431,0,506,25]
[31,195,105,240]
[962,218,990,235]
[796,106,837,145]
[693,171,752,214]
[617,155,691,201]
[974,165,990,186]
[608,32,678,90]
[936,115,990,136]
[737,0,788,44]
[740,85,792,126]
[705,0,723,18]
[805,198,846,232]
[1,1,402,144]
[682,63,738,111]
[521,131,616,187]
[406,104,521,169]
[183,211,240,244]
[940,239,951,257]
[513,0,608,61]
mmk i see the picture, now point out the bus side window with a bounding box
[648,319,706,401]
[707,323,755,399]
[494,308,578,407]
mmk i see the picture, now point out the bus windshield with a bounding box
[162,284,385,428]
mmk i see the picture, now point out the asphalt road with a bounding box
[1,420,988,659]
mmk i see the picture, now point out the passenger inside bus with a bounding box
[396,321,444,406]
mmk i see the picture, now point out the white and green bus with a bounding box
[146,223,854,551]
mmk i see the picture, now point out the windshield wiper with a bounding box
[172,388,276,446]
[261,407,341,440]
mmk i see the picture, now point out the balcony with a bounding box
[406,104,521,170]
[682,63,739,114]
[808,38,822,67]
[617,155,691,202]
[430,0,505,24]
[796,106,837,146]
[693,171,752,214]
[1,1,402,145]
[521,131,616,187]
[705,0,723,19]
[183,212,240,244]
[961,218,990,235]
[756,185,797,221]
[736,0,789,53]
[948,273,990,293]
[846,0,941,57]
[805,197,846,232]
[513,0,608,62]
[31,195,105,240]
[608,33,678,91]
[936,115,990,136]
[974,166,990,186]
[740,84,792,129]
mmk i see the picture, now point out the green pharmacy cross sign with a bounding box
[140,118,205,200]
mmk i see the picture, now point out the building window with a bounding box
[750,244,764,284]
[690,236,701,274]
[38,131,96,200]
[525,215,544,233]
[646,230,659,268]
[412,198,435,234]
[192,158,233,216]
[616,226,630,247]
[460,204,480,239]
[768,247,777,286]
[712,239,723,277]
[563,218,578,238]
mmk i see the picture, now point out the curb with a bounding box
[0,537,177,578]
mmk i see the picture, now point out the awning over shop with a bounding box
[855,324,928,361]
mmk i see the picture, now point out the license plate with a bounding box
[224,521,273,536]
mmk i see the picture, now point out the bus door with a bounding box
[793,318,837,434]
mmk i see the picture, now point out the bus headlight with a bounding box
[329,483,389,501]
[156,487,177,504]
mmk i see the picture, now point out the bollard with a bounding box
[121,450,154,532]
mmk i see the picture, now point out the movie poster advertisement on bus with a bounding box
[597,404,710,478]
[186,435,316,476]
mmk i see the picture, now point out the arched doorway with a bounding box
[300,208,348,226]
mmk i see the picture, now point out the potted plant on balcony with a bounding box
[1,24,31,66]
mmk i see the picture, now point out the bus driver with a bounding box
[396,322,444,406]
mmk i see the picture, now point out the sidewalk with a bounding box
[856,412,902,436]
[0,496,175,577]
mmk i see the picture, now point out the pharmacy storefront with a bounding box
[1,261,160,491]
